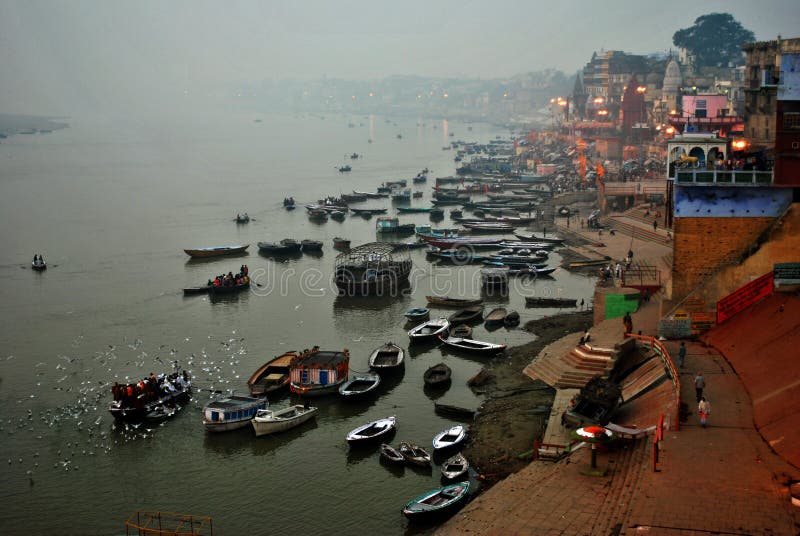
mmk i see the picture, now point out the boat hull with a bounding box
[184,245,249,258]
[252,406,318,436]
[290,380,346,397]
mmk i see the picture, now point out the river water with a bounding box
[0,110,596,535]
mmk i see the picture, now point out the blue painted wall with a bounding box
[674,186,793,218]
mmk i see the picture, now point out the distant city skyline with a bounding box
[1,0,798,115]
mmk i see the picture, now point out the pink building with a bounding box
[669,94,743,136]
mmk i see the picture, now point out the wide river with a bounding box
[0,110,595,535]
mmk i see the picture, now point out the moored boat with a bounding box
[525,296,578,307]
[368,342,406,374]
[346,415,396,444]
[300,239,323,252]
[333,237,351,250]
[484,307,508,327]
[423,362,452,388]
[380,443,405,464]
[450,324,473,339]
[184,244,249,258]
[251,404,318,436]
[426,296,483,308]
[399,441,431,466]
[334,242,412,296]
[202,393,268,432]
[441,452,469,481]
[432,424,467,451]
[404,307,430,322]
[408,318,449,342]
[504,310,520,327]
[439,336,507,355]
[289,348,350,397]
[339,373,381,400]
[480,267,509,289]
[247,351,296,396]
[447,306,483,325]
[258,241,301,254]
[402,481,470,522]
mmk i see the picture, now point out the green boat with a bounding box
[402,481,470,522]
[397,207,433,213]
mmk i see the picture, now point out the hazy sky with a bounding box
[1,0,798,115]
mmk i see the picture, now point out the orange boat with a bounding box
[247,351,296,396]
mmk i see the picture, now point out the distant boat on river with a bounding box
[184,244,249,258]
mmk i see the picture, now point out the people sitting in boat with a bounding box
[33,254,38,263]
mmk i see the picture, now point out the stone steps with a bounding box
[620,357,668,402]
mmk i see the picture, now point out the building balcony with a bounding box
[673,169,773,185]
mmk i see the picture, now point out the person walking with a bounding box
[694,372,706,402]
[653,219,658,232]
[698,396,711,428]
[678,342,686,368]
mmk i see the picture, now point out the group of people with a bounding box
[282,197,295,206]
[209,265,249,288]
[32,254,45,264]
[112,366,189,408]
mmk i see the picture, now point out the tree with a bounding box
[673,13,755,68]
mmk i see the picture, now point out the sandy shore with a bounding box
[463,310,594,484]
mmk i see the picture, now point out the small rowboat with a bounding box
[447,306,483,325]
[247,351,296,396]
[408,318,449,342]
[333,237,351,250]
[439,336,507,355]
[380,443,405,464]
[183,285,209,295]
[339,373,381,400]
[432,424,467,451]
[441,452,469,481]
[525,296,578,307]
[504,311,520,327]
[184,244,249,258]
[402,481,470,522]
[399,441,431,466]
[484,307,508,326]
[251,404,318,436]
[368,343,405,374]
[450,324,472,339]
[346,416,396,444]
[32,260,47,271]
[404,307,430,322]
[423,363,452,388]
[208,280,250,295]
[425,296,483,308]
[300,239,323,252]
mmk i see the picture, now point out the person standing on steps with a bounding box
[678,342,686,368]
[623,312,633,336]
[694,372,706,402]
[698,396,711,428]
[653,219,658,232]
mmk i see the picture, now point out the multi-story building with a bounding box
[742,36,800,148]
[581,50,661,122]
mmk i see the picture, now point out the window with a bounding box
[696,100,707,108]
[695,109,707,118]
[783,113,800,129]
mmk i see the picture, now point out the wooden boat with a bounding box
[339,373,382,400]
[334,242,413,295]
[368,343,406,373]
[300,239,323,252]
[399,441,431,466]
[412,191,424,198]
[425,296,483,308]
[421,237,503,250]
[524,296,578,307]
[235,214,250,224]
[391,189,412,202]
[380,443,405,464]
[447,306,483,325]
[507,266,556,277]
[207,279,250,295]
[330,210,346,221]
[461,222,516,233]
[353,190,389,199]
[308,209,329,221]
[341,193,367,203]
[428,249,489,264]
[333,237,351,250]
[346,415,396,443]
[350,207,387,215]
[109,368,192,423]
[432,424,467,450]
[404,307,430,322]
[375,217,415,234]
[569,259,610,268]
[440,336,507,355]
[397,206,433,213]
[247,351,296,396]
[450,324,473,339]
[484,308,508,326]
[434,403,475,420]
[183,285,210,295]
[251,404,318,436]
[423,362,452,388]
[144,404,182,424]
[513,232,564,244]
[504,311,520,327]
[408,318,449,342]
[402,481,470,522]
[184,244,249,258]
[32,259,47,271]
[202,393,268,432]
[289,348,350,397]
[430,208,445,218]
[258,241,300,254]
[441,452,469,480]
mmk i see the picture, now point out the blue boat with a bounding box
[402,481,471,522]
[404,307,430,322]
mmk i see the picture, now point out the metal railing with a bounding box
[627,334,680,432]
[674,169,773,185]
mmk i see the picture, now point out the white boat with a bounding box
[202,393,268,432]
[432,424,467,450]
[251,404,318,436]
[346,416,396,443]
[368,342,405,373]
[441,452,470,480]
[439,336,507,355]
[408,318,449,342]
